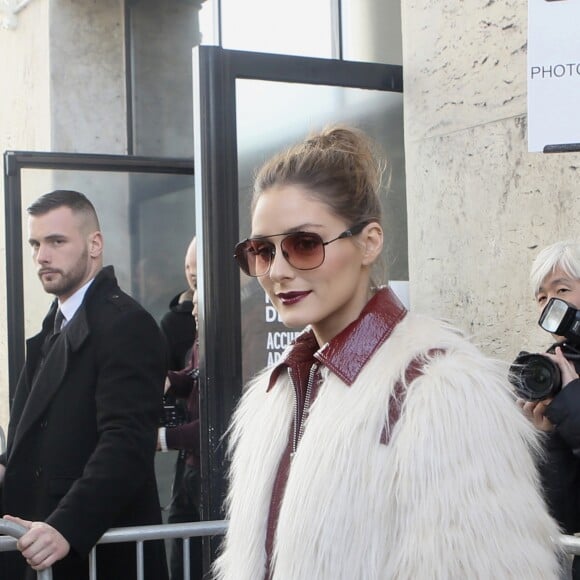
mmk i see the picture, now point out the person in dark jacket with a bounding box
[158,236,203,579]
[159,236,197,371]
[0,190,168,580]
[521,240,580,579]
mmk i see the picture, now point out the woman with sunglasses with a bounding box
[215,126,560,579]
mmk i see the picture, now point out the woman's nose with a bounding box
[267,248,293,281]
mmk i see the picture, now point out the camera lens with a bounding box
[509,352,561,401]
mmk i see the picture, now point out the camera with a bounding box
[509,351,561,401]
[159,368,197,428]
[509,298,580,401]
[159,395,188,428]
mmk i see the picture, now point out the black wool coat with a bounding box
[0,266,169,580]
[542,349,580,579]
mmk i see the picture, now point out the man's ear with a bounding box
[361,222,383,266]
[89,231,104,258]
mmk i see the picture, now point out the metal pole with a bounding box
[0,518,53,580]
[183,537,191,580]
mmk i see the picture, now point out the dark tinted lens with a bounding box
[281,232,324,270]
[234,239,274,276]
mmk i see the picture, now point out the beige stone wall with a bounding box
[401,0,580,361]
[49,0,127,154]
[0,0,126,436]
[0,0,51,436]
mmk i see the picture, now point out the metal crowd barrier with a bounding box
[559,533,580,555]
[0,518,228,580]
[2,519,580,578]
[0,518,53,579]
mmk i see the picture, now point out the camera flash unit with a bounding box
[539,298,580,340]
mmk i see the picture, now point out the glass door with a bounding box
[4,152,195,388]
[192,46,404,563]
[3,151,195,530]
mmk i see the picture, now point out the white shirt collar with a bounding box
[58,278,95,327]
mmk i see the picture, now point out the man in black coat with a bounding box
[0,190,169,579]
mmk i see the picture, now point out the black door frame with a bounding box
[192,44,403,565]
[3,151,194,402]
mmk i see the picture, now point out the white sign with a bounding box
[527,0,580,153]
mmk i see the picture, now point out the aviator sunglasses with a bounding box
[234,221,370,277]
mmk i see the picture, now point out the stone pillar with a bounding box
[343,0,402,65]
[50,0,127,153]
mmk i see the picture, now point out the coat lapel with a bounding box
[10,305,90,458]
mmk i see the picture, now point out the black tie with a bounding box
[54,309,65,334]
[40,309,64,359]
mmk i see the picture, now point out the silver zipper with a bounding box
[288,363,319,455]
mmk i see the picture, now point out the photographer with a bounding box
[157,236,202,580]
[519,240,580,578]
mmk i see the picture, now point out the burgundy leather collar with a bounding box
[267,286,407,389]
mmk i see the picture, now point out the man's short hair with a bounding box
[530,240,580,296]
[27,190,100,230]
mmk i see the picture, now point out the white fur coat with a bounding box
[213,312,561,580]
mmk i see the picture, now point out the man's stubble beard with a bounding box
[40,247,90,299]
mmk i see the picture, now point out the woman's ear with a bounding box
[361,222,383,266]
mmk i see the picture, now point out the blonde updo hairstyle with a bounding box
[252,125,388,284]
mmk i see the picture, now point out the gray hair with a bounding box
[530,240,580,296]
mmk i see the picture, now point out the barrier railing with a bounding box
[559,533,580,555]
[0,518,53,579]
[0,518,228,580]
[3,520,579,578]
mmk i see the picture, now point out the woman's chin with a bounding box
[279,314,308,331]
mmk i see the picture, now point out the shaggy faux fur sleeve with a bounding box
[387,344,562,579]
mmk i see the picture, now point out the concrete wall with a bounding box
[343,0,402,65]
[0,0,126,434]
[401,0,580,360]
[0,0,51,433]
[49,0,127,154]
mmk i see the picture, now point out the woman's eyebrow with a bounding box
[250,223,324,238]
